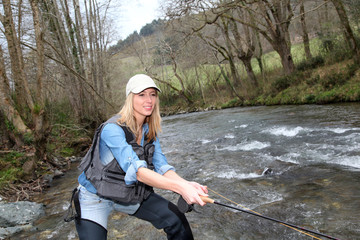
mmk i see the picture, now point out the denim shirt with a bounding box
[78,122,175,194]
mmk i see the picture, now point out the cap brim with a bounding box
[131,85,161,94]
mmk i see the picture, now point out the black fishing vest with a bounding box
[78,115,154,203]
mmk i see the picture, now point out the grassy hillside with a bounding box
[110,35,360,115]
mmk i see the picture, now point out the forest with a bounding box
[0,0,359,201]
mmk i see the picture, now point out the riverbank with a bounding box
[160,59,360,116]
[0,155,81,202]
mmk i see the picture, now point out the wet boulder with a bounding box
[0,201,45,238]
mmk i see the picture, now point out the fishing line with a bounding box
[207,188,317,238]
[206,188,339,240]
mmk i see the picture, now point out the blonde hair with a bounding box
[117,92,162,142]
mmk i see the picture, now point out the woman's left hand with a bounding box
[188,181,208,196]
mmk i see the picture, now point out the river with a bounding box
[11,103,360,240]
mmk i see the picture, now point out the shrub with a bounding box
[319,63,358,90]
[0,168,22,188]
[345,63,359,79]
[320,72,344,89]
[60,147,75,157]
[304,94,316,103]
[0,152,26,188]
[296,56,325,71]
[221,98,240,109]
[270,71,304,94]
[24,132,34,145]
[306,75,320,86]
[271,76,291,92]
[315,90,340,103]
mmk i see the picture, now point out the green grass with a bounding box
[116,36,325,93]
[60,147,75,157]
[0,168,22,188]
[0,152,26,188]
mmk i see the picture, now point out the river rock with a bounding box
[53,169,64,178]
[0,224,33,239]
[22,160,37,180]
[66,156,80,163]
[0,201,45,239]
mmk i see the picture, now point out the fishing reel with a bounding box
[177,195,200,214]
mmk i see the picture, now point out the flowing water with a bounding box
[12,103,360,240]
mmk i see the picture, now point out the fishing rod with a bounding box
[200,196,340,240]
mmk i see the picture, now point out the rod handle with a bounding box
[200,196,215,204]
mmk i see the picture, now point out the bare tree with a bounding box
[246,0,295,75]
[0,46,29,147]
[152,39,194,105]
[0,0,34,115]
[0,0,114,160]
[0,0,50,160]
[230,8,258,87]
[41,0,84,119]
[330,0,360,62]
[165,0,297,75]
[218,16,243,89]
[199,33,244,101]
[300,0,312,60]
[39,0,114,123]
[30,0,51,160]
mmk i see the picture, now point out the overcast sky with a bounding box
[117,0,161,39]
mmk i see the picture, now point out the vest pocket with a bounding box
[102,159,126,183]
[97,179,138,203]
[103,169,126,183]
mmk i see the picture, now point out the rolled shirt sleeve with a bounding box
[100,123,175,186]
[123,157,147,185]
[152,137,175,174]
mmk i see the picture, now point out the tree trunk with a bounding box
[300,0,312,60]
[42,0,82,119]
[331,0,360,62]
[242,58,257,87]
[274,40,295,75]
[72,0,86,118]
[254,28,265,82]
[254,1,296,75]
[0,46,29,147]
[91,0,107,119]
[0,0,34,114]
[230,14,258,87]
[217,63,244,101]
[221,17,242,88]
[60,0,86,117]
[85,0,97,91]
[194,64,206,104]
[30,0,51,161]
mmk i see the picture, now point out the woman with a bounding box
[75,74,208,240]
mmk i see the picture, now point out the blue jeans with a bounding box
[78,185,140,229]
[78,185,193,240]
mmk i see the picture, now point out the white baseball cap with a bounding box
[126,74,161,96]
